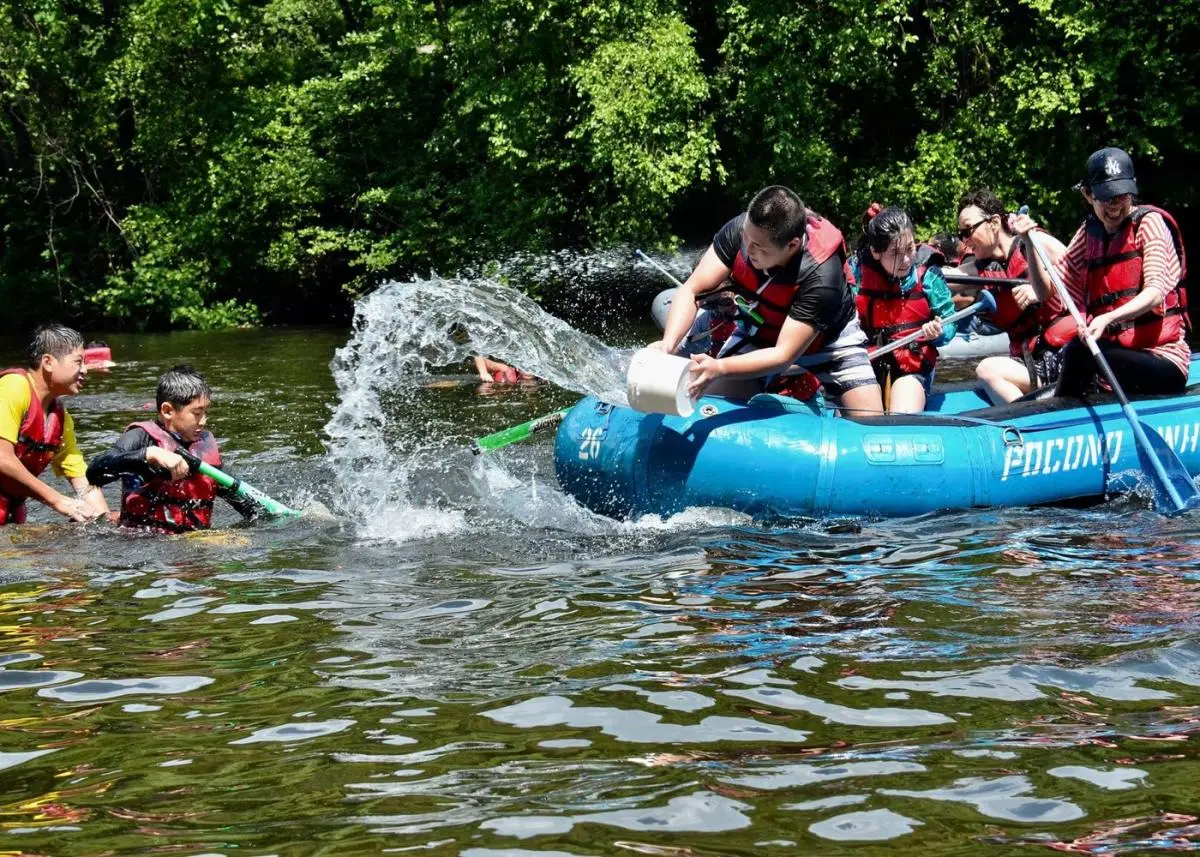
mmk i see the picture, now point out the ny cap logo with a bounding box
[1105,156,1123,177]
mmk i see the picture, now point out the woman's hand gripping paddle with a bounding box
[1020,206,1199,514]
[868,290,997,361]
[178,449,302,518]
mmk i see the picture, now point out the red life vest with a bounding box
[853,253,938,376]
[120,421,221,533]
[726,213,847,351]
[975,238,1072,357]
[1084,205,1190,349]
[0,369,65,526]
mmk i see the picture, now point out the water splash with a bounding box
[324,273,634,541]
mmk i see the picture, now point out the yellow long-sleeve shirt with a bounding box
[0,373,86,478]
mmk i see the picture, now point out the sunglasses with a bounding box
[957,216,995,241]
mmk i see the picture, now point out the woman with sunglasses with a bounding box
[1012,148,1189,398]
[848,204,958,413]
[956,189,1071,403]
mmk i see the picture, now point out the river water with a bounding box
[4,266,1200,856]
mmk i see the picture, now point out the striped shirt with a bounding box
[1053,211,1190,378]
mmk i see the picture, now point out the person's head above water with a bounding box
[156,364,212,444]
[743,185,807,271]
[27,323,87,397]
[83,340,116,370]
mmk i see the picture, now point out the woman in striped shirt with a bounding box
[1013,147,1190,398]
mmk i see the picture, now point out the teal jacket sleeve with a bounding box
[846,253,861,296]
[922,266,957,345]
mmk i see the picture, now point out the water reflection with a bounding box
[1,321,1200,855]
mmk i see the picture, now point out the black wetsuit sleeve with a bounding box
[711,214,746,268]
[86,427,157,486]
[218,481,262,520]
[787,255,853,332]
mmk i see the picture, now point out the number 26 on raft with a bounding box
[578,427,605,461]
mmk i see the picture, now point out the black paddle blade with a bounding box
[1138,421,1200,514]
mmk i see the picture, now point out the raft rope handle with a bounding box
[1002,426,1024,447]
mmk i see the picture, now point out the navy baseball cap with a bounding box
[1077,147,1138,201]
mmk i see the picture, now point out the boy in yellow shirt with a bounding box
[0,324,108,524]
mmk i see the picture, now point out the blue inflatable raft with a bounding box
[554,358,1200,519]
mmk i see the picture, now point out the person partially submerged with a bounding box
[87,365,260,532]
[0,324,109,524]
[83,341,117,371]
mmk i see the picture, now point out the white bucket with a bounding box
[627,346,697,417]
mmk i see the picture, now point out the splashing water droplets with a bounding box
[324,273,633,541]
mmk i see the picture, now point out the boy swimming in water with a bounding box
[87,365,260,532]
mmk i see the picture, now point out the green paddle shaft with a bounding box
[472,407,570,454]
[179,450,301,518]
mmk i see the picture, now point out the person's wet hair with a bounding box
[157,364,212,410]
[928,233,964,261]
[747,186,807,247]
[27,324,84,368]
[861,205,914,253]
[957,188,1011,234]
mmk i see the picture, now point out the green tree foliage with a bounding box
[1,0,1197,329]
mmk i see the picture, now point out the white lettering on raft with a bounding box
[1000,421,1200,481]
[1158,422,1200,456]
[1001,431,1124,481]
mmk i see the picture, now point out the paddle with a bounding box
[943,273,1027,288]
[1019,207,1199,514]
[868,289,997,361]
[178,449,302,518]
[635,248,685,288]
[472,407,571,455]
[637,249,765,329]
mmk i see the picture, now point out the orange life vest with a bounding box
[120,421,221,533]
[726,214,847,351]
[0,369,65,526]
[1084,205,1190,349]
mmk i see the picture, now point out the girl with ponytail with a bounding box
[848,204,959,413]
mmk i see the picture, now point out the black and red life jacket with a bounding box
[726,214,847,351]
[120,420,221,533]
[1084,205,1190,349]
[976,238,1073,357]
[852,252,938,376]
[0,369,65,526]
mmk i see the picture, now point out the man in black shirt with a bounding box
[657,185,882,414]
